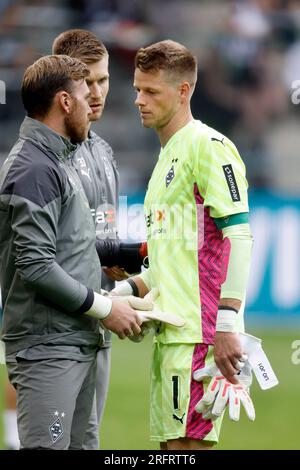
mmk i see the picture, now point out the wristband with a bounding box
[216,308,237,333]
[84,292,112,320]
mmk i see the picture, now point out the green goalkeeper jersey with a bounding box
[144,119,249,344]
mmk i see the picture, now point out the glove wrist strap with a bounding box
[216,309,237,332]
[111,281,134,296]
[127,278,139,297]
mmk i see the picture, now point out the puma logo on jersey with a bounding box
[173,413,185,424]
[211,137,225,146]
[76,156,92,182]
[166,165,175,187]
[80,168,92,182]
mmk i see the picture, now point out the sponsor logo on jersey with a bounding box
[222,164,241,202]
[145,209,167,236]
[146,209,166,226]
[96,209,115,224]
[152,227,167,236]
[155,210,166,222]
[146,210,154,228]
[91,207,115,224]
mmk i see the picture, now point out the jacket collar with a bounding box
[87,129,98,143]
[20,116,77,161]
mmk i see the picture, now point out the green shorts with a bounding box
[150,342,223,443]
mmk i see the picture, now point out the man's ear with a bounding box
[179,81,191,101]
[56,91,72,114]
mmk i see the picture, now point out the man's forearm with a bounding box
[18,260,94,313]
[219,297,241,311]
[95,239,120,266]
[130,275,150,298]
[220,223,253,300]
[112,271,151,298]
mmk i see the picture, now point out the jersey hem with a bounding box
[220,290,245,300]
[154,338,213,346]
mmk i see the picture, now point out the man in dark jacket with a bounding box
[0,54,141,449]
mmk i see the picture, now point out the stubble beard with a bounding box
[89,110,102,122]
[65,103,88,144]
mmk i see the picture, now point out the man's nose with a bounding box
[87,102,93,115]
[135,91,145,107]
[90,83,102,98]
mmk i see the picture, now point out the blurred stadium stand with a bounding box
[0,0,300,322]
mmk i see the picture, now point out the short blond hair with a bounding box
[52,29,107,64]
[22,54,90,118]
[135,40,197,86]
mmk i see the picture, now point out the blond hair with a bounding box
[52,29,107,64]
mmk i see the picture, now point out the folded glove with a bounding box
[194,359,255,422]
[109,288,185,342]
[116,288,158,343]
[127,322,155,343]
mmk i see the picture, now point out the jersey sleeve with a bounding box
[192,131,249,219]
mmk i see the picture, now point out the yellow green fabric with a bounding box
[150,342,223,442]
[143,119,249,344]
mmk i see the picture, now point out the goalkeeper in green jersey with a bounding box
[113,39,274,450]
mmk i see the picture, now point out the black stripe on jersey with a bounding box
[172,375,180,410]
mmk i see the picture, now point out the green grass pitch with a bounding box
[0,328,299,450]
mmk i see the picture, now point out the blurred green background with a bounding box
[2,329,293,450]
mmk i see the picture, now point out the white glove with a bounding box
[109,288,185,342]
[122,288,159,343]
[127,322,155,343]
[107,286,157,341]
[193,332,278,421]
[239,333,278,390]
[194,359,255,422]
